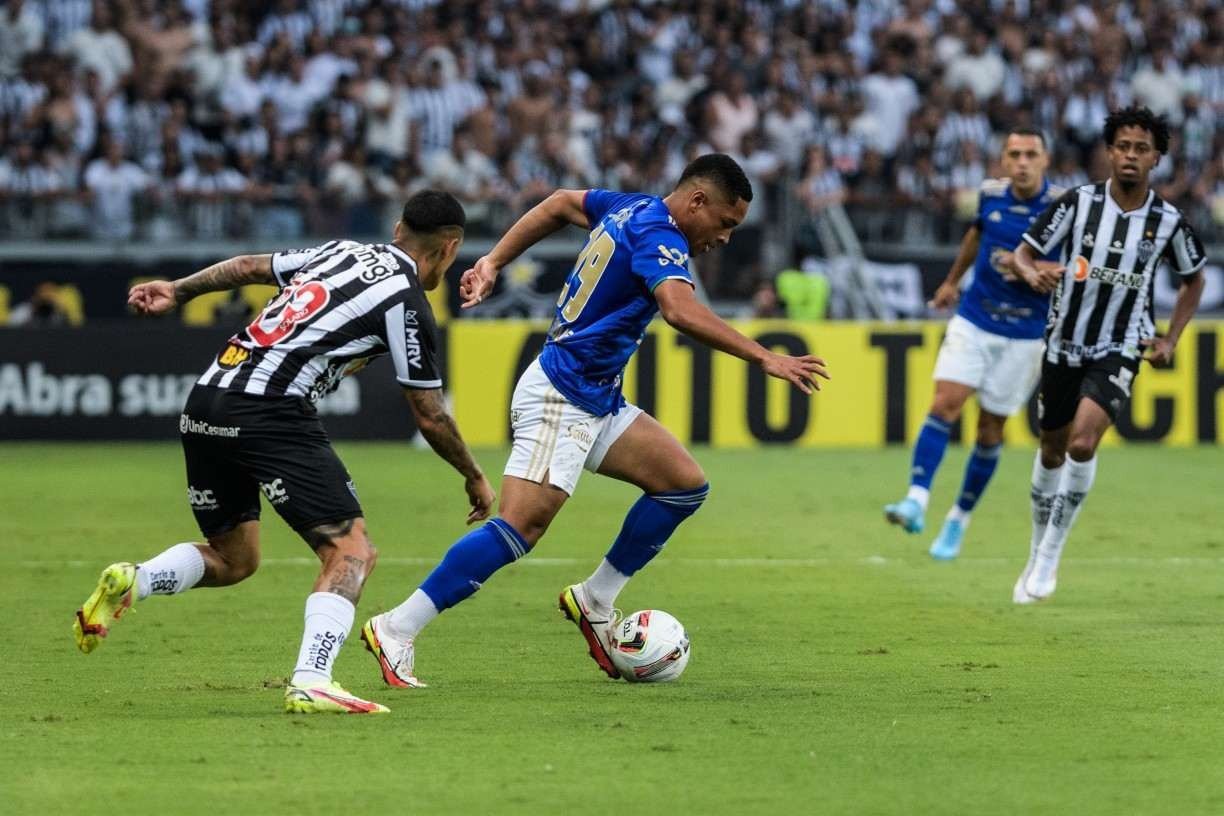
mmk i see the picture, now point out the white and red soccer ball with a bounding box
[607,609,691,683]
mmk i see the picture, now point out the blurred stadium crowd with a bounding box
[1,0,1220,265]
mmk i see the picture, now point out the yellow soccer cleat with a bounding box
[284,681,390,714]
[73,562,138,654]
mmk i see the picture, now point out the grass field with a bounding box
[1,442,1222,815]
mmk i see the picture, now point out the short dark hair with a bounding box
[401,190,466,233]
[1005,126,1047,150]
[1103,105,1170,154]
[676,153,754,203]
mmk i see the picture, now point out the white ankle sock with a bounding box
[1028,454,1064,568]
[906,485,930,510]
[946,505,970,525]
[291,592,354,686]
[1035,456,1097,574]
[583,559,629,616]
[385,589,439,641]
[136,543,206,600]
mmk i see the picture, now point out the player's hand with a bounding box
[760,352,830,395]
[1140,335,1175,367]
[1022,263,1063,294]
[127,280,178,315]
[459,256,499,310]
[464,473,496,525]
[928,280,960,310]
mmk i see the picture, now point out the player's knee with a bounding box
[225,550,260,584]
[1066,436,1097,462]
[976,417,1005,448]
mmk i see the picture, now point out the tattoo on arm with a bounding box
[407,389,482,481]
[174,254,275,304]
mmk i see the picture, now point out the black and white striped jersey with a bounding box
[1021,180,1207,366]
[197,240,442,401]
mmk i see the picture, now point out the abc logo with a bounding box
[187,486,217,508]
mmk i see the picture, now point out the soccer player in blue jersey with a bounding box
[360,154,829,685]
[884,128,1064,562]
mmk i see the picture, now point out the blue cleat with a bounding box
[883,498,925,534]
[928,518,965,560]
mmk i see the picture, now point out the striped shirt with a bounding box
[198,240,442,401]
[1022,180,1207,366]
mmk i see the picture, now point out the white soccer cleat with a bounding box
[360,613,427,689]
[1012,567,1040,604]
[1023,559,1058,601]
[559,582,620,679]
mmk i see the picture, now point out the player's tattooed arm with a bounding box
[405,388,495,524]
[173,254,276,303]
[128,254,275,315]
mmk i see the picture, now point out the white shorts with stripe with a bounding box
[503,359,642,496]
[932,315,1043,416]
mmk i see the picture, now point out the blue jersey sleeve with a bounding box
[631,226,693,292]
[583,189,641,227]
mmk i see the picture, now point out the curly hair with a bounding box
[1102,105,1170,154]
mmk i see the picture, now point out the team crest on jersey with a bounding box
[1082,233,1094,248]
[217,343,250,369]
[1137,239,1156,265]
[989,210,1003,222]
[656,245,688,267]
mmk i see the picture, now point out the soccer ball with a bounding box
[607,609,691,682]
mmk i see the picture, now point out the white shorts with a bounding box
[932,315,1043,416]
[503,359,642,496]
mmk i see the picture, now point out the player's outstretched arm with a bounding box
[404,388,495,524]
[459,189,589,309]
[654,280,830,395]
[127,254,275,315]
[931,225,980,308]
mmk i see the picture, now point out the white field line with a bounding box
[14,555,1224,569]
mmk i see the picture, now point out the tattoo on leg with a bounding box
[325,554,366,603]
[303,519,356,551]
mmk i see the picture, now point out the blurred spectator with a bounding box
[83,136,150,240]
[8,282,72,327]
[0,0,44,79]
[62,1,132,95]
[860,39,920,158]
[0,139,62,237]
[706,73,758,154]
[176,147,249,238]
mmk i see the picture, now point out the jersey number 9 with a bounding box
[557,227,616,322]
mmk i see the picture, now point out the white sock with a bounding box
[906,485,930,510]
[1028,454,1064,568]
[946,505,970,525]
[291,592,354,686]
[583,559,629,616]
[135,543,206,600]
[385,589,439,641]
[1034,455,1097,574]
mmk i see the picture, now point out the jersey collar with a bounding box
[387,243,418,272]
[1104,178,1153,217]
[1010,177,1049,204]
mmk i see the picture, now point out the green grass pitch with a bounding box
[1,443,1221,815]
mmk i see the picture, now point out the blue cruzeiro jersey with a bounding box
[957,177,1062,339]
[539,189,693,416]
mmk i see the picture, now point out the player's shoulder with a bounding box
[1148,193,1188,221]
[978,177,1011,198]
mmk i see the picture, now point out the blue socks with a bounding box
[956,443,1001,513]
[416,484,710,616]
[605,484,709,576]
[419,518,530,611]
[910,414,952,492]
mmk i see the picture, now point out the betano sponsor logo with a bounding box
[1071,256,1145,289]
